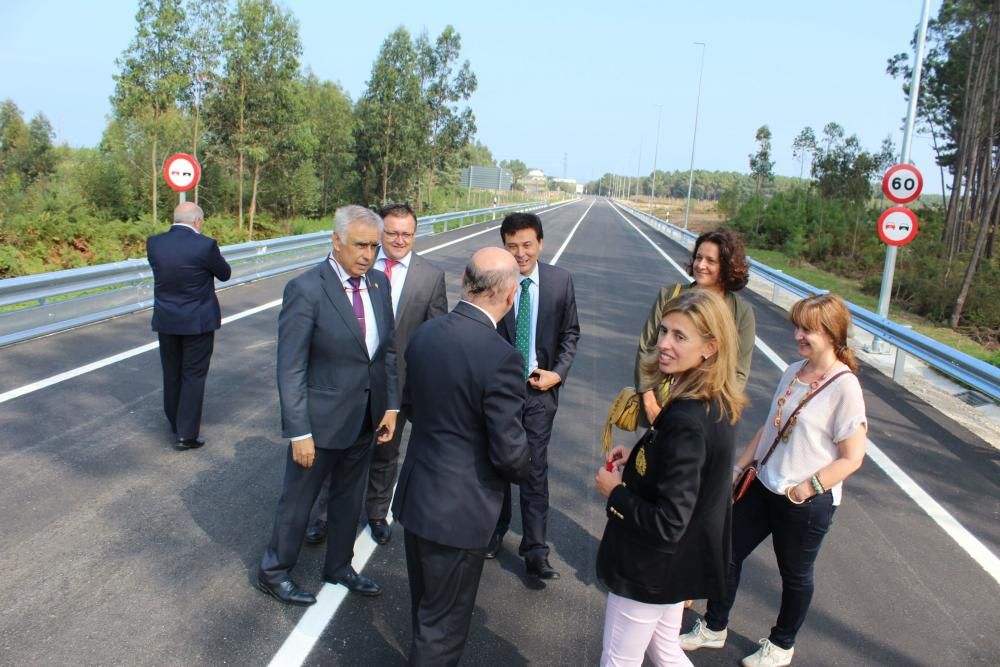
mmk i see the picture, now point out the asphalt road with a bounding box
[0,197,997,666]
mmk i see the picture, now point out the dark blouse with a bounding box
[596,398,735,605]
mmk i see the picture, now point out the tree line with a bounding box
[0,0,525,277]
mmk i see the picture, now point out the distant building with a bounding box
[460,166,512,190]
[525,168,548,194]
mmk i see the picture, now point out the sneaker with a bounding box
[741,638,794,667]
[679,618,727,651]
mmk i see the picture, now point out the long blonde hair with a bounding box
[640,288,747,423]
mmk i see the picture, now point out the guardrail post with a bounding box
[892,325,912,383]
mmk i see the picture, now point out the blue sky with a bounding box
[0,1,943,191]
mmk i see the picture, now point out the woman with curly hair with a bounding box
[634,228,756,424]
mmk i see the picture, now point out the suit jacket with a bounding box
[392,301,531,550]
[276,260,399,450]
[596,399,735,605]
[147,225,232,335]
[390,252,448,388]
[497,262,581,396]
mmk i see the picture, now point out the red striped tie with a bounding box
[383,258,397,281]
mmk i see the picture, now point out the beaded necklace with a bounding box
[773,360,839,443]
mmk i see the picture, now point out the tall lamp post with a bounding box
[649,105,662,214]
[683,42,706,231]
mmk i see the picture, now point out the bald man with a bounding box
[146,202,232,449]
[392,247,531,666]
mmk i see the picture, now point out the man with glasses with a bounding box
[304,203,447,548]
[256,205,399,606]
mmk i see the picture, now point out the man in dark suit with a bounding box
[146,202,232,449]
[393,247,530,666]
[488,212,581,580]
[304,203,447,547]
[256,205,399,607]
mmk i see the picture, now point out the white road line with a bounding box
[0,204,575,406]
[550,198,594,265]
[615,201,1000,587]
[269,199,589,665]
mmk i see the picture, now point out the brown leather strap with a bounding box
[758,370,852,470]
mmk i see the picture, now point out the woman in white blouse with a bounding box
[679,294,867,667]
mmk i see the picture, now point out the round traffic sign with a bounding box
[882,164,923,204]
[163,153,201,192]
[877,206,919,246]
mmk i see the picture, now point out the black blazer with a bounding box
[597,399,735,605]
[276,260,399,450]
[147,225,232,335]
[497,262,581,391]
[392,301,531,550]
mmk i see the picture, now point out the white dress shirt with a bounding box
[376,249,411,316]
[461,299,497,328]
[329,257,379,357]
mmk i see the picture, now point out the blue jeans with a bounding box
[704,477,836,650]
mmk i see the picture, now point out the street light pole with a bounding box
[683,42,706,231]
[649,105,662,214]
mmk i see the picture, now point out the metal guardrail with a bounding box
[0,201,546,347]
[613,200,1000,402]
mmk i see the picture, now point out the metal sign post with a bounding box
[872,0,931,352]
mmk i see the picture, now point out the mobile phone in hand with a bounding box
[376,425,389,438]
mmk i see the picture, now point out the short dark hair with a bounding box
[500,212,544,243]
[379,202,416,223]
[687,228,750,292]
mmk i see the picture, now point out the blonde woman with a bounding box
[680,294,867,667]
[595,289,746,666]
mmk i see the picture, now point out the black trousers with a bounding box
[404,529,486,667]
[704,478,836,649]
[496,388,557,560]
[259,422,374,585]
[307,409,409,526]
[158,331,214,439]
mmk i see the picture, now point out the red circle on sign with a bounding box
[877,206,919,246]
[882,164,923,204]
[163,153,201,192]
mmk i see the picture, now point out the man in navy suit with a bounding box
[488,212,580,580]
[256,205,399,607]
[393,247,530,666]
[146,202,232,449]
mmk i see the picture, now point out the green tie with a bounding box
[515,278,532,379]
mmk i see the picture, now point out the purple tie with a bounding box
[348,277,366,337]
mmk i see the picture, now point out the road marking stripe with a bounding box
[269,199,588,665]
[550,198,594,265]
[614,200,1000,587]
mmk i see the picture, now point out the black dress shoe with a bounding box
[369,519,391,545]
[484,532,503,559]
[255,577,316,606]
[304,521,327,545]
[324,568,381,596]
[177,436,205,449]
[526,557,560,580]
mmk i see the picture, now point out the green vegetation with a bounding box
[0,2,546,279]
[746,247,999,367]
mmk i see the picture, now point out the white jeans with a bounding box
[600,593,692,667]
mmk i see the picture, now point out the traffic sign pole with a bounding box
[872,0,931,353]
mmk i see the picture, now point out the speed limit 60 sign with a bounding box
[163,153,201,192]
[882,164,923,204]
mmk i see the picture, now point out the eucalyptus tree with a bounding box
[354,27,427,205]
[415,26,477,208]
[207,0,303,236]
[183,0,227,202]
[301,73,355,215]
[112,0,191,224]
[749,125,775,195]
